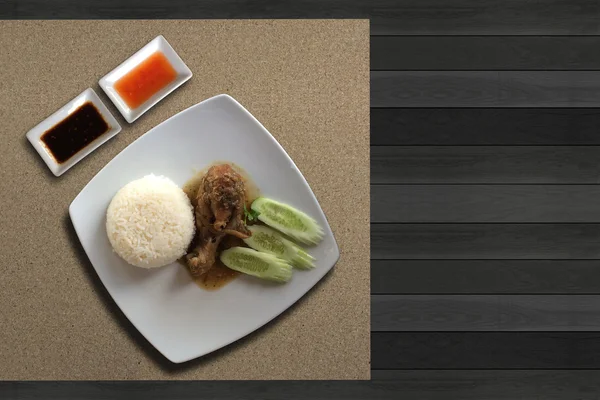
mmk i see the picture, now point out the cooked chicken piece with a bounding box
[185,227,223,277]
[186,164,252,276]
[195,164,251,239]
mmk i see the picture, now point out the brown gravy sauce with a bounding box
[179,162,260,291]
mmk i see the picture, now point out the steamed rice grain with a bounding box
[106,174,195,268]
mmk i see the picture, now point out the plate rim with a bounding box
[69,94,340,363]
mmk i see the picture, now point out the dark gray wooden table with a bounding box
[5,0,600,398]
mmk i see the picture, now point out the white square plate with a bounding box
[26,88,122,177]
[69,94,339,363]
[99,35,193,123]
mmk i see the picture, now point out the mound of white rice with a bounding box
[106,174,195,268]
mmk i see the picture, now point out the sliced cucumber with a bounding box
[244,225,316,269]
[220,247,292,283]
[251,197,324,245]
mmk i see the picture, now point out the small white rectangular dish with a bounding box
[69,94,339,363]
[26,88,122,177]
[99,35,193,123]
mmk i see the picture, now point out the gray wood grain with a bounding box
[372,36,600,71]
[9,0,600,36]
[372,332,600,369]
[372,260,600,294]
[11,0,369,19]
[372,295,600,331]
[372,224,600,259]
[0,377,398,400]
[372,71,600,108]
[373,185,600,223]
[2,0,16,16]
[371,108,600,145]
[5,370,600,400]
[368,0,600,36]
[372,147,600,184]
[368,370,600,400]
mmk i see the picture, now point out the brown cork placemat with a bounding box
[0,20,369,380]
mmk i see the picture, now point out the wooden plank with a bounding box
[372,36,600,71]
[372,224,600,260]
[372,260,600,294]
[372,71,600,108]
[372,295,600,331]
[371,332,600,369]
[1,0,15,16]
[8,1,600,35]
[371,370,600,400]
[3,371,600,400]
[373,185,600,223]
[369,0,600,36]
[0,376,398,400]
[371,147,600,184]
[371,108,600,145]
[11,0,369,19]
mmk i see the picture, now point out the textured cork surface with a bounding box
[0,20,369,380]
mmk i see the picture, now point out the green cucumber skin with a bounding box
[245,226,287,257]
[244,225,316,269]
[291,248,316,270]
[251,197,324,245]
[220,247,292,283]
